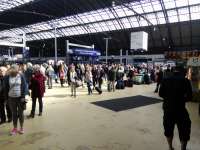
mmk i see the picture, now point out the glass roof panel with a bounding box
[0,0,35,12]
[131,4,144,13]
[115,6,126,17]
[189,0,200,5]
[0,0,199,42]
[190,5,200,13]
[141,2,154,13]
[120,18,131,29]
[163,0,176,9]
[152,1,162,11]
[167,10,179,23]
[175,0,188,7]
[191,12,200,20]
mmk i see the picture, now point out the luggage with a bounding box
[95,87,102,94]
[143,74,150,84]
[76,80,83,87]
[116,80,125,89]
[125,79,133,87]
[107,82,112,92]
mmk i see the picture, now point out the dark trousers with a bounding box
[60,79,65,87]
[155,82,160,92]
[8,98,24,128]
[31,97,43,116]
[87,82,92,95]
[0,100,12,122]
[48,77,53,89]
[98,79,103,89]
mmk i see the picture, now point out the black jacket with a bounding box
[0,77,5,101]
[159,73,192,111]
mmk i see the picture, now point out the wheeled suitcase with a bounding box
[95,87,102,94]
[126,79,133,87]
[116,80,125,89]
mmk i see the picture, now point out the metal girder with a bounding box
[188,0,193,48]
[150,1,165,48]
[174,0,183,47]
[139,1,156,48]
[115,0,154,26]
[159,0,174,49]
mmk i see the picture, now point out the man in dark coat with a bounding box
[0,67,12,124]
[159,66,192,150]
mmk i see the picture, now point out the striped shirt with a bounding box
[8,74,21,98]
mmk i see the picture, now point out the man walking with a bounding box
[159,66,192,150]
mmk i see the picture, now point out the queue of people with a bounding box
[0,64,46,135]
[0,60,199,149]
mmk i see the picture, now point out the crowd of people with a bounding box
[0,61,199,150]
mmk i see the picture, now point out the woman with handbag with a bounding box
[4,64,28,135]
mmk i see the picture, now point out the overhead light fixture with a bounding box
[112,1,116,7]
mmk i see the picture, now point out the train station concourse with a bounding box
[0,0,200,150]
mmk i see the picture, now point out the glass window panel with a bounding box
[191,12,200,20]
[167,10,177,16]
[158,17,166,24]
[146,13,156,19]
[169,15,178,23]
[157,12,165,18]
[115,6,126,17]
[178,8,189,15]
[163,0,176,9]
[190,5,200,13]
[0,0,35,12]
[140,19,148,26]
[175,0,188,7]
[189,0,200,5]
[152,1,162,11]
[142,3,154,13]
[120,18,131,28]
[122,6,135,16]
[179,14,190,21]
[131,5,144,13]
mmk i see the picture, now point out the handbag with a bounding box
[20,98,27,110]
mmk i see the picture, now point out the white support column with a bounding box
[120,49,123,64]
[54,27,58,63]
[104,37,111,64]
[66,40,69,64]
[126,50,128,65]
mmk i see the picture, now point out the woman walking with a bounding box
[85,66,93,95]
[4,64,27,135]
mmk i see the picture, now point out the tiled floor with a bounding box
[0,83,199,150]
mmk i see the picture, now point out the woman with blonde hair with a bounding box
[4,64,27,135]
[59,64,65,87]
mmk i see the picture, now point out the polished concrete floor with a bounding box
[0,83,199,150]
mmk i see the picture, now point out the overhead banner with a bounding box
[130,31,148,51]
